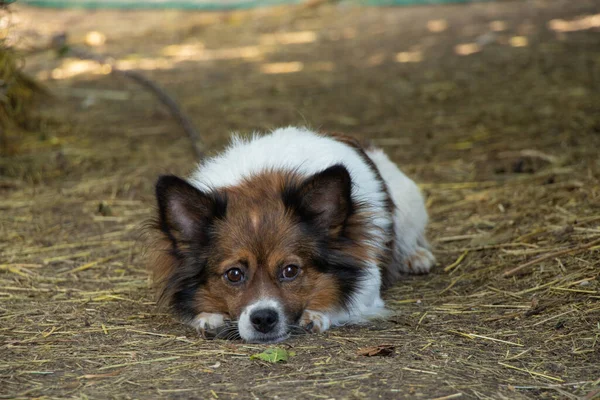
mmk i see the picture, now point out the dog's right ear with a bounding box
[282,164,353,234]
[155,175,227,244]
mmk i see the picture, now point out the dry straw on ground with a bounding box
[1,1,599,399]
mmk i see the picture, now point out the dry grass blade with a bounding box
[64,250,131,274]
[444,250,469,272]
[498,362,564,382]
[431,394,464,400]
[447,331,524,346]
[98,356,180,370]
[502,238,600,277]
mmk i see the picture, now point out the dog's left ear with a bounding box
[284,164,353,232]
[155,175,227,244]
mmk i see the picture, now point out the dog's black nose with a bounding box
[250,309,279,333]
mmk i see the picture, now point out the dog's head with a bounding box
[150,165,370,343]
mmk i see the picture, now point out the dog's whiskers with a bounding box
[287,324,309,337]
[214,322,241,341]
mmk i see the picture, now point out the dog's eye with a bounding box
[280,264,300,281]
[224,268,244,284]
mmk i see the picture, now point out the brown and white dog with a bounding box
[150,127,435,343]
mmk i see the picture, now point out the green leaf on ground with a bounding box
[250,348,295,363]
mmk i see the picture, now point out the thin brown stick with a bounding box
[50,33,204,160]
[503,237,600,278]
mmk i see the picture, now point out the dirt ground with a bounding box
[1,0,600,398]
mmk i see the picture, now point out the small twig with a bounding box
[503,237,600,278]
[444,250,469,272]
[50,33,204,160]
[116,70,204,159]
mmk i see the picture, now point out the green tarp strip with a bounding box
[20,0,491,10]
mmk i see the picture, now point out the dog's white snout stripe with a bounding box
[238,298,286,342]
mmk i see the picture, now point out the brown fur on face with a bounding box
[149,167,379,327]
[199,171,368,323]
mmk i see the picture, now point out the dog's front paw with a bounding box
[190,312,228,338]
[401,246,436,274]
[300,310,331,334]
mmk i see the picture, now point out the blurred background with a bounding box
[1,0,599,398]
[2,0,599,176]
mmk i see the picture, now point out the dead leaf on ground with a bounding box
[357,344,395,357]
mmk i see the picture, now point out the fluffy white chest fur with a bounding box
[153,127,434,342]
